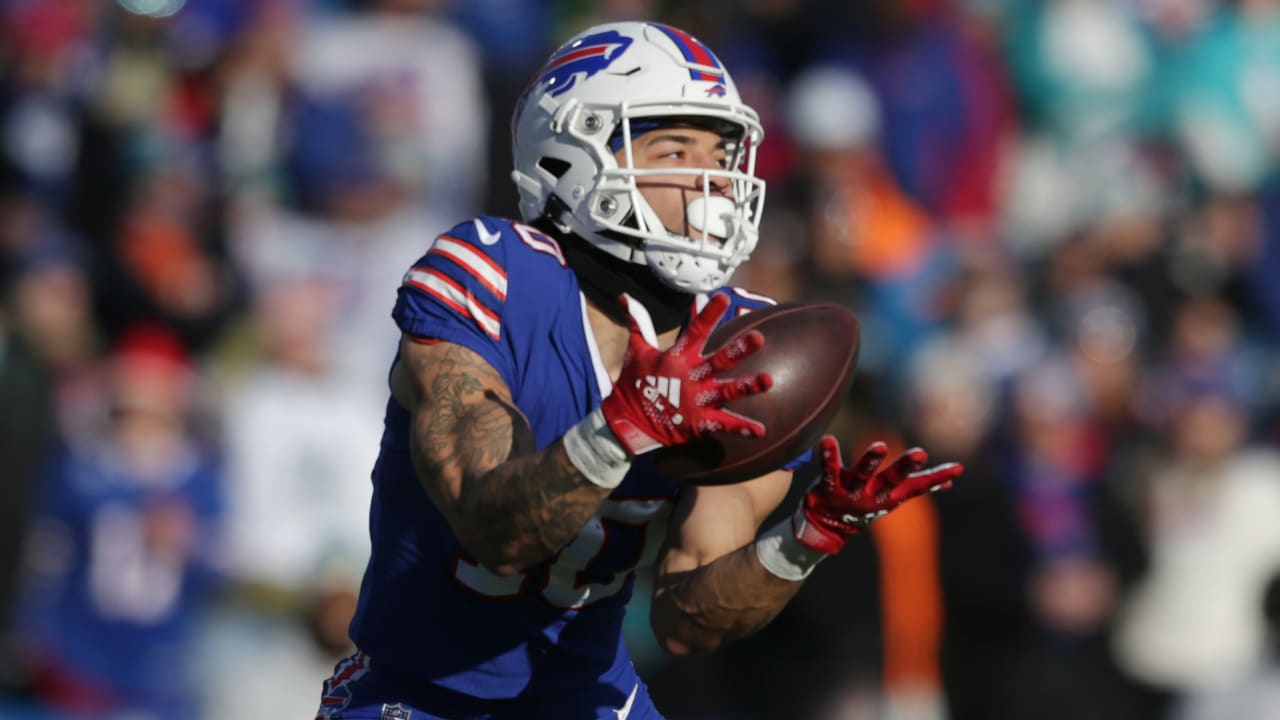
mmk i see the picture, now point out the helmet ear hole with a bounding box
[538,157,571,178]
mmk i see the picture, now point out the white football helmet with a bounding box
[511,21,766,293]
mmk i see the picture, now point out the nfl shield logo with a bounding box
[380,703,412,720]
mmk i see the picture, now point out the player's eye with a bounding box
[644,143,682,162]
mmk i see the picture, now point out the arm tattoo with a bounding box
[405,341,611,567]
[473,434,608,562]
[652,546,802,655]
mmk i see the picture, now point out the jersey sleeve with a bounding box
[393,217,516,388]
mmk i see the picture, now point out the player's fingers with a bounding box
[876,447,928,488]
[865,449,927,500]
[819,435,844,485]
[843,441,889,492]
[704,408,766,438]
[623,322,658,364]
[888,462,964,504]
[706,330,764,373]
[709,372,772,405]
[623,322,653,363]
[683,293,731,350]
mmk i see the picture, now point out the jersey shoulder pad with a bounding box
[399,216,515,341]
[398,216,571,342]
[448,215,568,268]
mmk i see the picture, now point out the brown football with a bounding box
[651,301,860,485]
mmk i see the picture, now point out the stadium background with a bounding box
[1,0,1279,718]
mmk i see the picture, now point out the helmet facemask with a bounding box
[587,110,766,294]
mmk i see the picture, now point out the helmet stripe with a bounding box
[544,45,609,72]
[652,24,724,83]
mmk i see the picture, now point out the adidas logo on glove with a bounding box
[638,375,683,424]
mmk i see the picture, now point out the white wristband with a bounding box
[563,406,632,489]
[755,515,828,582]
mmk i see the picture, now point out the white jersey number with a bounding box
[454,497,672,609]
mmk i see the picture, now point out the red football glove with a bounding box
[793,436,964,554]
[600,293,772,456]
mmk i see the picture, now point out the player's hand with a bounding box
[793,436,963,554]
[600,293,772,456]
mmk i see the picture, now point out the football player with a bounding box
[316,21,963,720]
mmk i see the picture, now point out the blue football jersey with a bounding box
[347,216,787,712]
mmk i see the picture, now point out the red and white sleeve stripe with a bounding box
[430,236,509,301]
[402,267,502,340]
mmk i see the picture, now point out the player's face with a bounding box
[617,126,733,241]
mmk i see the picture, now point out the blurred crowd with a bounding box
[1,0,1279,719]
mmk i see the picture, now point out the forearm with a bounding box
[450,440,614,573]
[651,541,805,656]
[399,339,632,573]
[412,402,628,574]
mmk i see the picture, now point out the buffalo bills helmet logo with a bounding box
[537,30,633,97]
